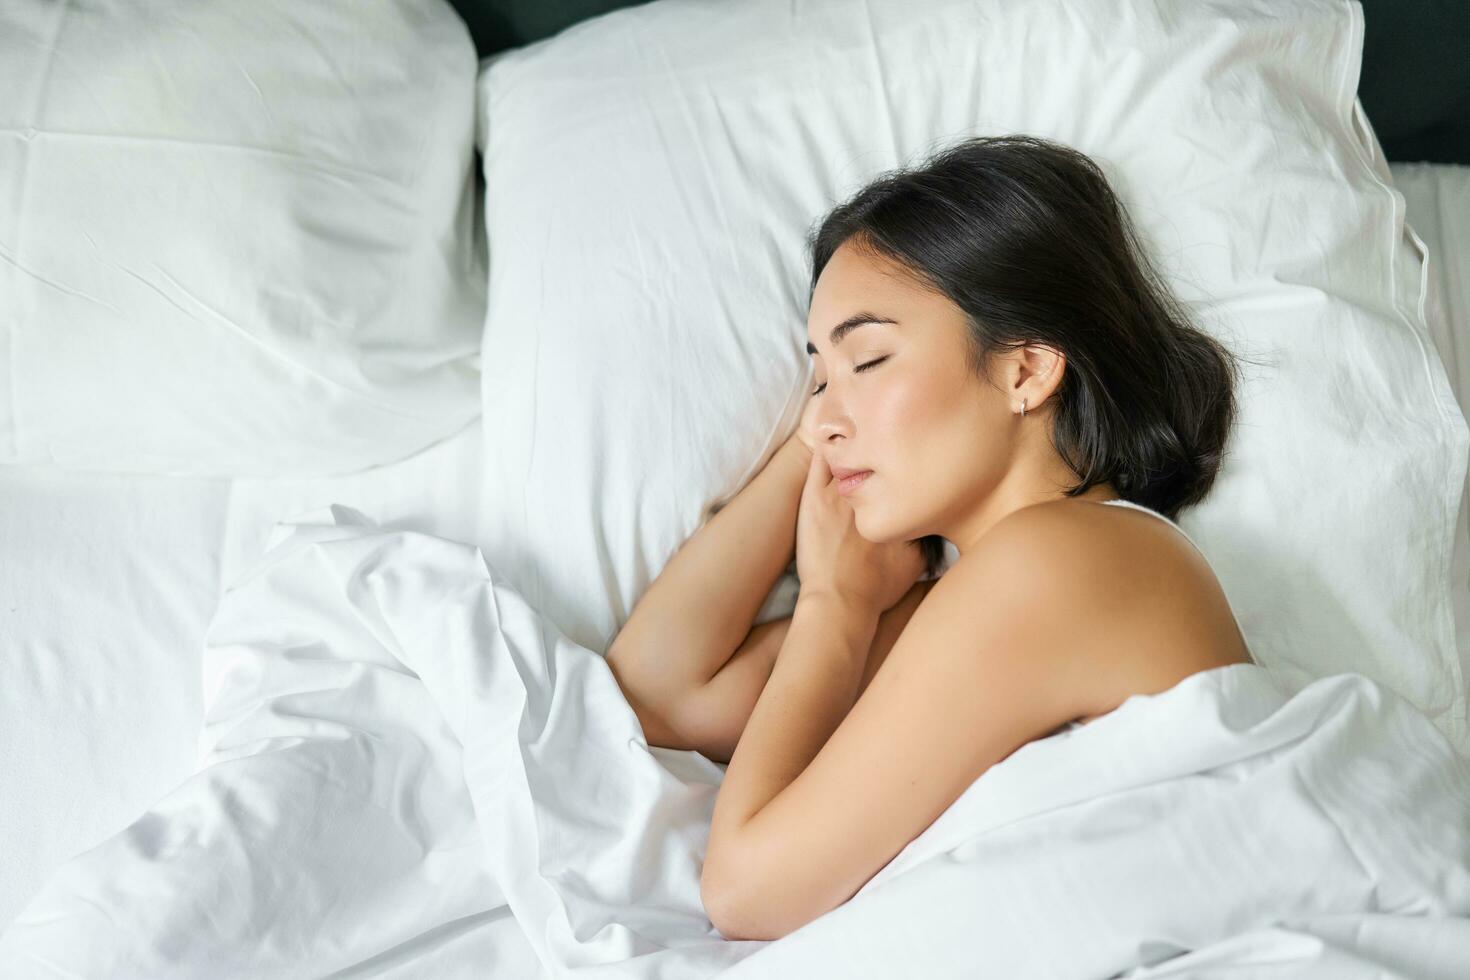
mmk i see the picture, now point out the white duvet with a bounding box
[4,507,1469,979]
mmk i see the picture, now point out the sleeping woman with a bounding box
[605,133,1256,942]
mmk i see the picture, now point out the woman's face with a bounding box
[803,237,1079,555]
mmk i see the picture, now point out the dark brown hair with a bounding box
[807,134,1244,577]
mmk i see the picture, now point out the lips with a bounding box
[830,464,871,481]
[834,468,873,496]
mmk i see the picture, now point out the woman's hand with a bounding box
[772,393,818,481]
[794,390,823,457]
[795,448,926,615]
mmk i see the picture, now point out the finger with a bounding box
[806,446,830,491]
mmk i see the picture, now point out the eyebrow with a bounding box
[806,313,899,356]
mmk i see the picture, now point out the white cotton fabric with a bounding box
[1389,160,1470,709]
[0,417,490,931]
[0,0,486,476]
[474,0,1470,753]
[2,509,1467,978]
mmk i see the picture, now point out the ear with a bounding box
[1001,343,1066,412]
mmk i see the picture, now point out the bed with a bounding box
[3,0,1468,977]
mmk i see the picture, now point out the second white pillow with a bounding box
[0,0,486,476]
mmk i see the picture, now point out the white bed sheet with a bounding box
[0,419,500,933]
[0,468,227,926]
[6,505,1468,978]
[1,163,1467,964]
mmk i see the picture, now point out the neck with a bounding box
[940,450,1119,559]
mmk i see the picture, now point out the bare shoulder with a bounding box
[934,498,1253,727]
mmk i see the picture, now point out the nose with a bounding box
[815,391,854,444]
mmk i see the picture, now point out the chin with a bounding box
[857,505,929,550]
[853,507,896,544]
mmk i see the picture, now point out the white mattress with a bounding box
[2,162,1468,943]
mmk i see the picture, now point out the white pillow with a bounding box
[474,0,1470,752]
[0,0,485,476]
[1389,160,1470,726]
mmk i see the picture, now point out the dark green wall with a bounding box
[1357,0,1469,165]
[448,0,649,59]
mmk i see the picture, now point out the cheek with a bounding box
[865,372,957,448]
[853,379,948,538]
[865,370,999,510]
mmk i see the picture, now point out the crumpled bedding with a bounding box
[3,506,1469,979]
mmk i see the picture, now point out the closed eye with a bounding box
[811,355,889,396]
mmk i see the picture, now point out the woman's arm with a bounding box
[648,576,936,763]
[607,432,812,714]
[702,590,879,933]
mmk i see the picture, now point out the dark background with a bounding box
[447,0,1470,166]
